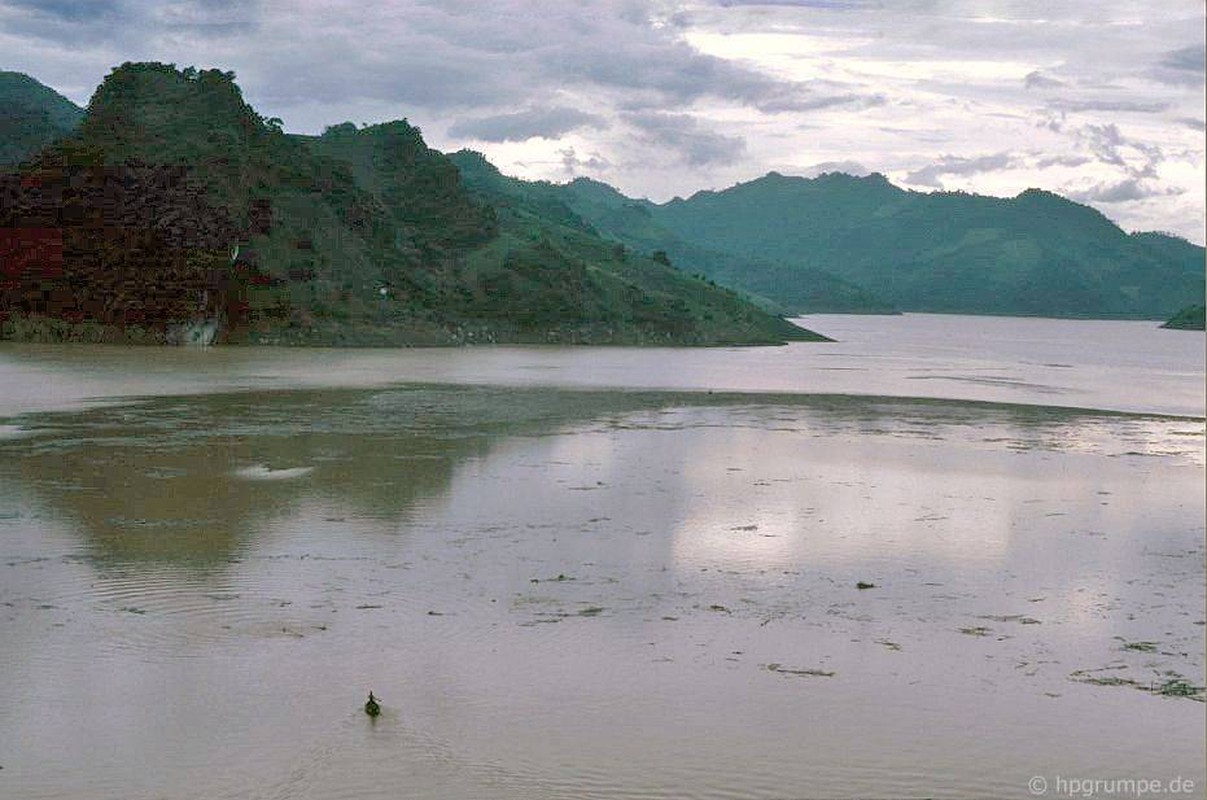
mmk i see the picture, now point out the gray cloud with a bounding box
[1068,179,1184,204]
[1075,123,1163,177]
[801,159,871,176]
[624,112,746,166]
[1035,154,1093,169]
[758,88,887,113]
[448,107,607,142]
[0,0,130,46]
[2,0,122,21]
[1160,45,1205,73]
[716,0,879,8]
[559,146,611,175]
[1048,98,1170,114]
[1149,45,1207,85]
[1023,71,1065,90]
[904,153,1017,187]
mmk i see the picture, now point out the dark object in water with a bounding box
[856,581,875,590]
[364,691,381,717]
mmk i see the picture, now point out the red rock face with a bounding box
[0,227,64,288]
[0,163,273,334]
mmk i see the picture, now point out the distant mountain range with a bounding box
[550,171,1204,320]
[1,65,1201,347]
[0,65,818,345]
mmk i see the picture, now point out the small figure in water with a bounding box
[364,691,381,717]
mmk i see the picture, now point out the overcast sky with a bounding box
[2,0,1203,241]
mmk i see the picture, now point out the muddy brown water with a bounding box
[0,315,1203,799]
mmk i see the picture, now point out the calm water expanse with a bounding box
[0,314,1203,799]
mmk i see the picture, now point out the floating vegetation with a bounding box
[1069,669,1206,702]
[1152,677,1205,701]
[766,663,835,678]
[876,639,902,651]
[979,614,1042,625]
[577,606,605,617]
[959,626,992,636]
[1075,675,1142,688]
[856,581,876,590]
[1118,639,1158,652]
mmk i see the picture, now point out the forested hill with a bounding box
[555,170,1204,320]
[553,174,897,315]
[0,62,821,345]
[0,71,84,166]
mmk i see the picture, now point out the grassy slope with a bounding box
[441,150,828,343]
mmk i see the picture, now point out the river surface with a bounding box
[0,314,1203,799]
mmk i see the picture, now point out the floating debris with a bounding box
[1119,640,1158,652]
[234,465,314,481]
[531,573,575,584]
[364,691,381,717]
[766,663,835,678]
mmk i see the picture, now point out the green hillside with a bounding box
[0,63,821,345]
[563,170,1203,319]
[0,71,84,166]
[440,150,825,343]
